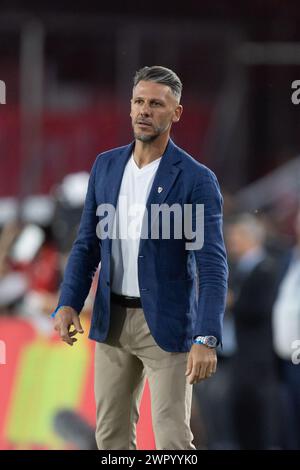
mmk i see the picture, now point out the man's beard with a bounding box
[134,132,158,143]
[133,123,168,143]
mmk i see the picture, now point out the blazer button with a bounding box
[106,281,110,286]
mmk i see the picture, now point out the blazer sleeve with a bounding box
[190,168,229,345]
[56,156,101,314]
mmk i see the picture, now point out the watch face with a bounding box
[206,336,217,347]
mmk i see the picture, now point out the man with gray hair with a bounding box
[52,65,228,450]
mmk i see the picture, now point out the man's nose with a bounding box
[140,102,151,115]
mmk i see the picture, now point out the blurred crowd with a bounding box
[195,189,300,450]
[0,168,300,450]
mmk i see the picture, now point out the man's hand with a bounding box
[185,343,217,384]
[53,306,84,346]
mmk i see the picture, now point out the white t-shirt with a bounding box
[110,153,162,296]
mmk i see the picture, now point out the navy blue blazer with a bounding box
[56,138,228,352]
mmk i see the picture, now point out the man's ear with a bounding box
[130,99,133,118]
[172,104,183,123]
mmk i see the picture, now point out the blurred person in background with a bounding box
[256,209,291,262]
[272,206,300,449]
[225,213,281,449]
[0,222,27,315]
[51,65,228,450]
[193,190,238,449]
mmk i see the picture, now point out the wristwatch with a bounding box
[193,335,218,348]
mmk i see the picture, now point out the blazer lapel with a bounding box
[104,141,134,208]
[103,141,133,249]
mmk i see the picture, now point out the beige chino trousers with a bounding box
[94,302,196,450]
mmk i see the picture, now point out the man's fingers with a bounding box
[62,338,73,346]
[64,338,76,346]
[188,364,200,384]
[60,324,69,338]
[189,360,216,383]
[69,329,79,337]
[62,335,75,346]
[186,346,218,383]
[205,357,217,377]
[60,323,73,345]
[185,355,193,376]
[199,363,208,380]
[52,309,83,346]
[72,315,84,334]
[205,359,217,378]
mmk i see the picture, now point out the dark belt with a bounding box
[111,292,142,308]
